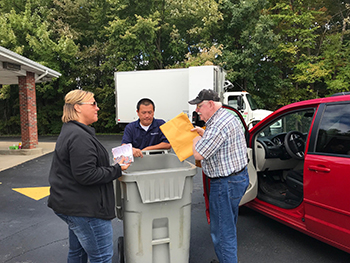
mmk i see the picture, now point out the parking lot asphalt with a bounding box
[1,135,350,263]
[0,135,216,263]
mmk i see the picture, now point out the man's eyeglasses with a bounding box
[79,101,98,107]
[196,101,208,109]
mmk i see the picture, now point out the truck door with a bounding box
[227,94,255,127]
[227,95,246,115]
[304,101,350,250]
[202,105,258,223]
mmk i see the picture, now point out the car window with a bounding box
[246,93,258,111]
[227,95,246,110]
[258,109,315,138]
[315,104,350,156]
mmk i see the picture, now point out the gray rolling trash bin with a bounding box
[115,151,197,263]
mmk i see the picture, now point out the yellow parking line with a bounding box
[12,187,50,201]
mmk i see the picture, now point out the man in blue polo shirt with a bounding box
[121,98,171,158]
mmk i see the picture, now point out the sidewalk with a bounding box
[0,138,56,172]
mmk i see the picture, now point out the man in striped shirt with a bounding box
[190,89,249,263]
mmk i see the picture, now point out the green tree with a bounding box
[266,0,350,104]
[318,2,350,94]
[49,0,119,132]
[265,0,327,105]
[1,0,350,135]
[106,0,223,70]
[0,0,78,134]
[214,0,283,110]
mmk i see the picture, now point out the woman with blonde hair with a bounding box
[48,89,129,263]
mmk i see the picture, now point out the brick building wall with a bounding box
[18,72,38,149]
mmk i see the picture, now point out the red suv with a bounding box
[203,93,350,253]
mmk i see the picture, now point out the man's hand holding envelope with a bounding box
[160,112,200,162]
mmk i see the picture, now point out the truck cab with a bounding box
[223,91,273,129]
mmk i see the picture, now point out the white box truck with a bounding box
[114,65,272,129]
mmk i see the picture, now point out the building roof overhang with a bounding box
[0,46,61,85]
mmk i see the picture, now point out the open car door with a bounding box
[202,104,258,223]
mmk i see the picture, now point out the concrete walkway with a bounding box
[0,138,56,172]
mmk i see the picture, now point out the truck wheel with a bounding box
[118,236,125,263]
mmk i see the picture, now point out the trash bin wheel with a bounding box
[118,236,125,263]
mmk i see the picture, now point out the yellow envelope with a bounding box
[160,112,199,161]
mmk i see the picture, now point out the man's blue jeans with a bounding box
[55,213,113,263]
[209,167,249,263]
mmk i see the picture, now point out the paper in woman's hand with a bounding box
[112,143,134,165]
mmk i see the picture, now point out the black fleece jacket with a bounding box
[48,121,122,220]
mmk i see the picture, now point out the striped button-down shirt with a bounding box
[195,108,247,178]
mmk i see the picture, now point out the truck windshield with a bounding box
[246,94,258,111]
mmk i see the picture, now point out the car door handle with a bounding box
[308,165,331,173]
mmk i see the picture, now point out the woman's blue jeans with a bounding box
[209,167,249,263]
[55,213,113,263]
